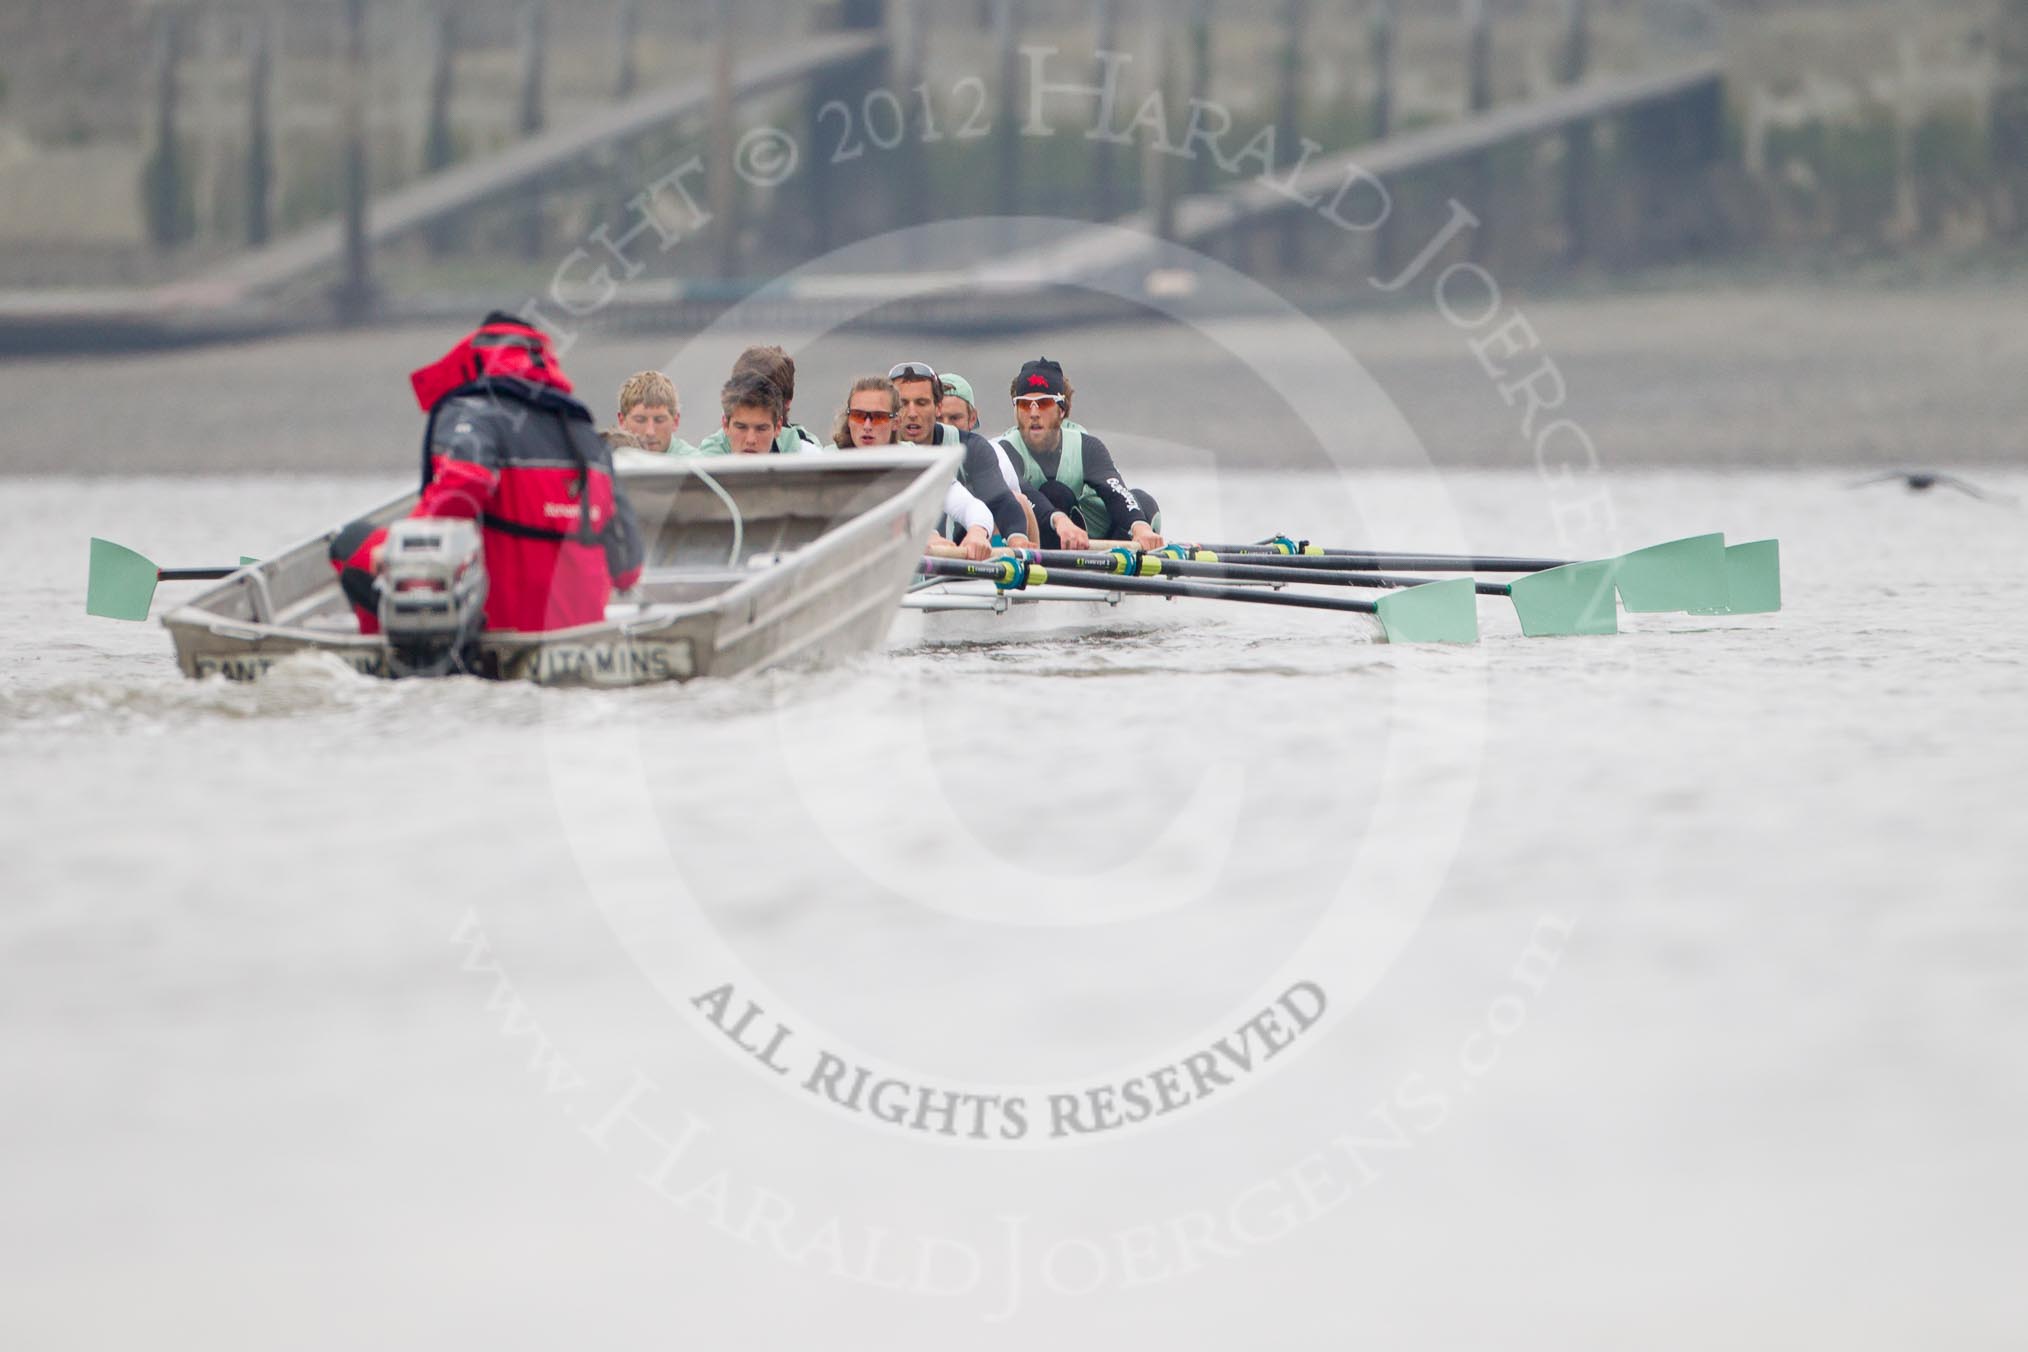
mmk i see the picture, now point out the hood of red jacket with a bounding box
[409,312,574,412]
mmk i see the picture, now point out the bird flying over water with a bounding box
[1847,471,2019,505]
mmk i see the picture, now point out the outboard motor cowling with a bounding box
[378,518,487,676]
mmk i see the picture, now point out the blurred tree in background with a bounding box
[1995,0,2028,233]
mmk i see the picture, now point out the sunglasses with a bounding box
[847,408,895,425]
[1014,395,1064,413]
[887,361,938,383]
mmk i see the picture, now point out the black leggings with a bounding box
[330,518,380,618]
[1033,481,1161,548]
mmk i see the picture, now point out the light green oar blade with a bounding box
[1613,533,1728,613]
[1508,559,1620,636]
[1691,539,1781,615]
[86,538,160,621]
[1374,578,1479,644]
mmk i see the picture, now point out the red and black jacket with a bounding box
[336,376,645,635]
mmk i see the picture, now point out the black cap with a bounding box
[1012,357,1066,398]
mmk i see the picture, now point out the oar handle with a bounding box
[923,542,1031,561]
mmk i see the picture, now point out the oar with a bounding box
[1011,547,1617,637]
[1195,541,1575,570]
[1190,533,1779,615]
[86,539,254,621]
[917,556,1478,644]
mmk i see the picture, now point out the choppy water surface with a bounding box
[2,468,2024,1349]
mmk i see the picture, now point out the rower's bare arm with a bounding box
[1017,494,1041,549]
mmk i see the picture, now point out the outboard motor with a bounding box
[378,518,487,677]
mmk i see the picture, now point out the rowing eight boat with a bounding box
[887,577,1189,648]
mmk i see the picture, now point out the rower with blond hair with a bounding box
[613,369,693,456]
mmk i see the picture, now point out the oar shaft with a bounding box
[1018,549,1513,596]
[1193,543,1569,573]
[918,557,1381,615]
[157,567,241,581]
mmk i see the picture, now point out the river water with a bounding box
[3,297,2026,1347]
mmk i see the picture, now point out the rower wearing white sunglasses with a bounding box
[996,357,1163,553]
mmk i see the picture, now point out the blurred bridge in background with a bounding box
[0,0,1732,350]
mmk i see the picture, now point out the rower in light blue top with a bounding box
[684,345,825,455]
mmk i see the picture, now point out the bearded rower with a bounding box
[889,360,1040,550]
[996,357,1162,553]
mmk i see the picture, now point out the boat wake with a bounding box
[0,643,897,740]
[0,650,424,732]
[896,622,1174,657]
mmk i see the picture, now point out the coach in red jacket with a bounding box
[332,313,645,635]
